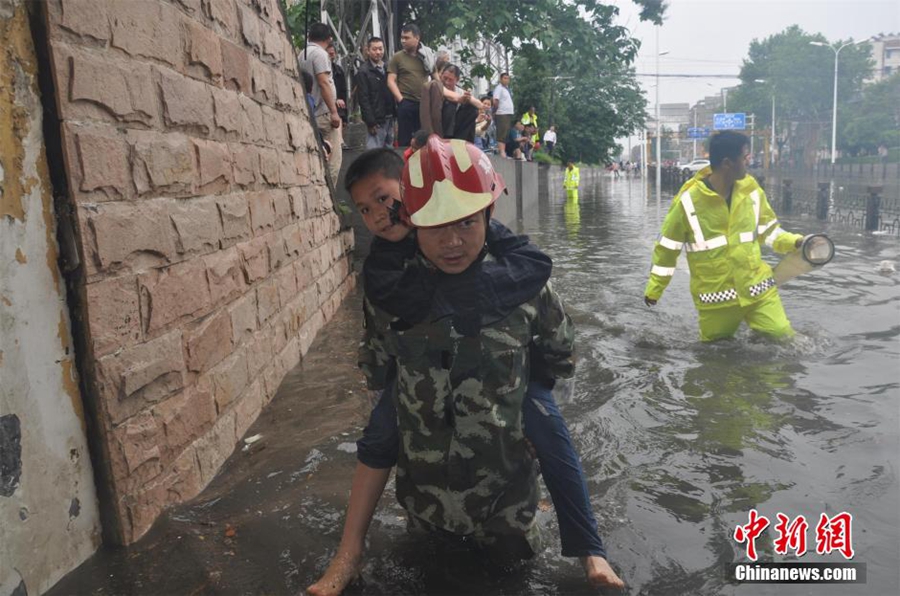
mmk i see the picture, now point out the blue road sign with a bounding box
[713,113,747,130]
[688,127,712,139]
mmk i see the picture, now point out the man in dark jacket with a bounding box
[356,37,396,149]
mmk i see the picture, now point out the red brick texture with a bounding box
[45,0,354,543]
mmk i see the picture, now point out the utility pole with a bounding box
[749,113,756,161]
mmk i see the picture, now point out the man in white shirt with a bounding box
[492,72,514,156]
[543,125,557,155]
[300,23,342,181]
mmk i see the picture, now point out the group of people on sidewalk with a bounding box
[301,21,562,172]
[303,128,807,595]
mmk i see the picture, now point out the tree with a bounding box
[839,73,900,154]
[727,26,873,163]
[397,1,664,164]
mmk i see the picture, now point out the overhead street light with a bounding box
[810,38,870,164]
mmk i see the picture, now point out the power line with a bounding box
[635,73,742,78]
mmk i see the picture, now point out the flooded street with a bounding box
[48,172,900,596]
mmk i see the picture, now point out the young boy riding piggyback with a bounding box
[308,137,624,595]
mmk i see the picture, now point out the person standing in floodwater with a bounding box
[564,161,580,201]
[643,131,805,341]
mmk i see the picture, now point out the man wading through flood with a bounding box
[307,138,625,594]
[644,131,806,341]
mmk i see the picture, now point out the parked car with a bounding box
[679,159,710,176]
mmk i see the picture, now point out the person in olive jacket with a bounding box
[355,37,396,149]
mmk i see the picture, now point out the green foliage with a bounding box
[284,0,321,49]
[404,0,665,81]
[728,25,873,129]
[508,44,647,165]
[532,151,562,165]
[839,73,900,154]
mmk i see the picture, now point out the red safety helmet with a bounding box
[401,135,506,228]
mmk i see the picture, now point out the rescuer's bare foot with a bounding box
[306,549,361,596]
[581,555,625,590]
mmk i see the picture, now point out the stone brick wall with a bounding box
[41,0,354,543]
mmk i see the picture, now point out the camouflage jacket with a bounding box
[359,277,574,546]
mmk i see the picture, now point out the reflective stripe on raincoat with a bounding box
[644,167,803,310]
[564,166,580,190]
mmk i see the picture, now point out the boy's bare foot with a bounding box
[306,550,362,596]
[580,555,625,590]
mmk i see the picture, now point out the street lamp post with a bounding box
[655,27,669,198]
[810,39,868,164]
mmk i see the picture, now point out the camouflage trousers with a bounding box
[404,506,543,566]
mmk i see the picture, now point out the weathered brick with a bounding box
[64,46,157,126]
[234,379,264,440]
[231,144,258,187]
[194,409,237,484]
[217,194,252,246]
[221,39,251,92]
[295,254,314,289]
[258,147,280,185]
[285,114,305,150]
[160,69,214,134]
[184,19,223,81]
[86,275,142,357]
[212,87,241,134]
[184,308,234,372]
[256,278,280,325]
[283,38,297,75]
[153,381,216,459]
[250,59,273,102]
[239,94,265,143]
[237,236,268,283]
[256,0,283,30]
[243,329,272,379]
[275,264,298,306]
[204,0,239,39]
[96,330,185,425]
[288,188,309,220]
[87,200,177,270]
[261,105,287,148]
[204,247,246,306]
[139,260,212,333]
[266,230,288,271]
[260,22,282,66]
[173,0,204,16]
[248,191,275,234]
[211,350,249,412]
[229,291,257,344]
[272,189,292,227]
[157,446,202,518]
[57,0,110,41]
[110,410,163,482]
[74,127,131,198]
[109,0,181,66]
[283,222,304,257]
[193,138,232,192]
[294,151,311,186]
[169,196,223,255]
[279,151,299,186]
[262,354,286,400]
[130,131,194,195]
[238,3,260,51]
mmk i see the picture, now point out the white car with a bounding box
[680,159,710,176]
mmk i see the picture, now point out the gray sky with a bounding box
[616,0,900,108]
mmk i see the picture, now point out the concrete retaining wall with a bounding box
[1,1,101,593]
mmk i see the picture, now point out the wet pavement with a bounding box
[48,173,900,596]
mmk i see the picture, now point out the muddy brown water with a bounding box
[48,175,899,596]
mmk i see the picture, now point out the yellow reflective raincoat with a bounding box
[644,167,803,339]
[563,166,580,190]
